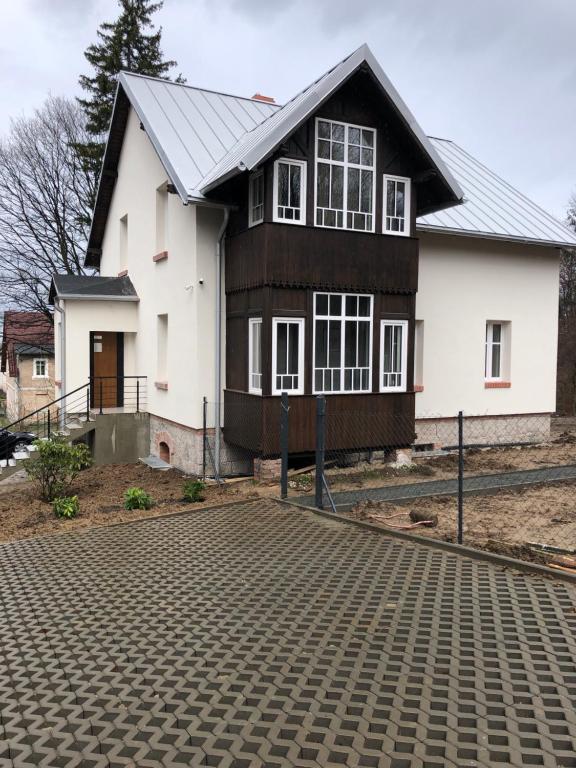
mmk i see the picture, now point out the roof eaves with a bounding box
[417,222,576,249]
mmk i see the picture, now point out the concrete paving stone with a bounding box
[0,499,575,767]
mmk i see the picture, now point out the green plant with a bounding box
[124,487,153,510]
[183,479,206,503]
[53,496,80,519]
[24,436,92,502]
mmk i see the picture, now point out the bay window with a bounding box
[273,159,306,224]
[315,119,376,232]
[380,320,408,392]
[383,175,411,235]
[272,318,304,394]
[248,318,262,393]
[314,292,373,393]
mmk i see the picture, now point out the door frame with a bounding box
[89,331,125,408]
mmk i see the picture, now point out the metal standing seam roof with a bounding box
[419,138,576,248]
[48,275,139,303]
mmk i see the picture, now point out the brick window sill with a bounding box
[153,251,168,262]
[485,381,511,389]
[414,385,424,393]
[155,381,168,391]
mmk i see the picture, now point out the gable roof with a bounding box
[418,139,576,248]
[49,275,139,303]
[1,312,54,378]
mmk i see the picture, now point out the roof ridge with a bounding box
[119,70,284,108]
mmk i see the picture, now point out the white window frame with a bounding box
[383,175,411,237]
[272,317,305,395]
[272,158,307,225]
[312,292,373,395]
[32,358,48,379]
[485,321,506,382]
[380,320,409,393]
[248,170,264,227]
[248,317,262,394]
[314,118,377,233]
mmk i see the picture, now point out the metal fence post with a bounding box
[136,379,140,413]
[315,395,326,510]
[457,410,464,544]
[202,397,207,481]
[47,409,51,439]
[280,392,289,499]
[99,380,103,415]
[86,387,90,422]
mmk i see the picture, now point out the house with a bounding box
[0,311,55,422]
[50,44,576,476]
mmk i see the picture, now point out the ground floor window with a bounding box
[380,320,408,392]
[272,318,304,394]
[249,318,262,394]
[313,292,373,393]
[485,321,509,381]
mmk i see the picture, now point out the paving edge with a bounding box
[278,498,576,587]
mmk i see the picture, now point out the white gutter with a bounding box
[214,207,230,479]
[54,299,66,430]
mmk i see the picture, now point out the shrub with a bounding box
[24,436,92,502]
[183,479,206,503]
[53,495,80,519]
[124,487,153,510]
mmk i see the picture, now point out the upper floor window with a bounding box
[273,159,307,224]
[383,175,411,236]
[313,292,373,394]
[380,320,408,392]
[33,358,48,378]
[249,317,262,393]
[315,119,376,233]
[248,170,264,227]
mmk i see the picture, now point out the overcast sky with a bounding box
[1,0,575,218]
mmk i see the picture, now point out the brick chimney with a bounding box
[252,93,276,104]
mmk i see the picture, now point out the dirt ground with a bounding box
[348,481,576,565]
[0,463,263,544]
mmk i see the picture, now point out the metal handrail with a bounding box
[1,382,90,433]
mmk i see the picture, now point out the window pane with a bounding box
[315,320,328,367]
[331,142,344,162]
[396,182,405,218]
[316,294,328,315]
[384,325,392,372]
[331,165,344,209]
[361,148,373,166]
[492,323,502,343]
[347,167,359,211]
[362,129,374,147]
[359,296,370,317]
[332,123,345,142]
[348,145,360,164]
[288,323,299,374]
[318,139,330,159]
[360,170,373,213]
[278,163,289,207]
[290,165,301,208]
[345,295,357,316]
[348,127,360,144]
[277,323,287,374]
[317,163,330,208]
[329,320,341,367]
[345,321,357,367]
[358,322,369,366]
[387,180,395,217]
[330,294,342,315]
[492,345,501,378]
[318,120,330,139]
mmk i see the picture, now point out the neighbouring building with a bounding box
[1,312,55,422]
[50,44,576,475]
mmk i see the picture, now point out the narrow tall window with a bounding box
[313,293,373,394]
[380,320,408,392]
[157,314,168,383]
[273,159,306,224]
[485,321,508,381]
[414,320,424,390]
[248,171,264,226]
[156,185,168,253]
[383,175,411,236]
[315,119,376,232]
[272,318,304,394]
[249,318,262,394]
[119,214,128,268]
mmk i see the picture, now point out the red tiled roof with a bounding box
[1,312,54,378]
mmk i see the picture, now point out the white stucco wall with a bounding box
[56,107,222,430]
[415,233,560,418]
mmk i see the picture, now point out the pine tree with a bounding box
[77,0,183,174]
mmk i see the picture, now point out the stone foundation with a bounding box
[149,415,253,477]
[415,413,552,449]
[254,458,282,482]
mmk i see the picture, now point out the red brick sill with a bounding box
[485,381,511,389]
[414,385,424,393]
[155,381,168,391]
[153,251,168,262]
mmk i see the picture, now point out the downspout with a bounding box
[54,298,66,430]
[214,208,230,479]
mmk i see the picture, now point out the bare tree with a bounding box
[0,96,96,319]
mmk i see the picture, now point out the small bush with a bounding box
[124,487,153,510]
[25,436,92,502]
[53,496,79,519]
[183,479,206,503]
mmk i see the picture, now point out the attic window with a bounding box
[273,158,306,225]
[248,170,264,227]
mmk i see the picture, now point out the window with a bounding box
[315,119,376,232]
[380,320,408,392]
[156,184,168,253]
[249,318,262,394]
[33,358,48,378]
[414,320,424,391]
[272,318,304,394]
[273,159,306,224]
[485,321,510,381]
[248,170,264,226]
[313,293,373,393]
[157,314,168,382]
[383,175,411,236]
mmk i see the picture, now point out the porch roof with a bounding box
[49,275,139,303]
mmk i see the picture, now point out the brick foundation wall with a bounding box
[415,413,552,448]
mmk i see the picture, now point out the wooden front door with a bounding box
[91,332,123,408]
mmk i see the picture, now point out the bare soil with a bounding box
[0,463,262,544]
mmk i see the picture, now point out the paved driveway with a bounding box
[0,499,575,768]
